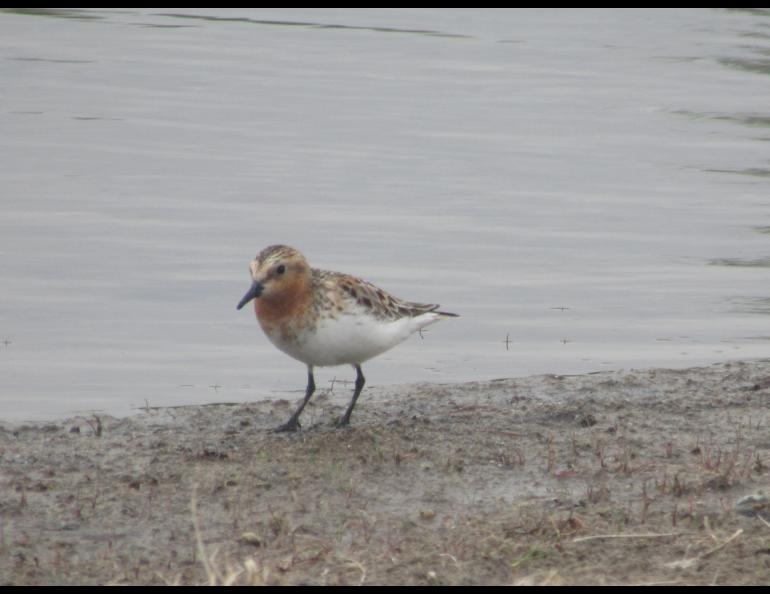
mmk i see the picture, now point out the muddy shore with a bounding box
[1,360,769,585]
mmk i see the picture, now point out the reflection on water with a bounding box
[719,56,770,76]
[674,8,770,296]
[704,167,770,178]
[7,56,94,64]
[733,297,770,314]
[671,111,770,128]
[716,10,770,73]
[1,8,769,421]
[0,8,102,20]
[156,12,473,38]
[710,258,770,268]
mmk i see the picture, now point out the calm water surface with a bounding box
[1,8,769,420]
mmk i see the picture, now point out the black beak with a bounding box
[237,281,263,310]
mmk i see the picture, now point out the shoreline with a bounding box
[1,360,769,585]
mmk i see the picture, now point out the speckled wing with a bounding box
[313,269,458,322]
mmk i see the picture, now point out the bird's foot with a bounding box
[335,415,352,429]
[273,419,301,433]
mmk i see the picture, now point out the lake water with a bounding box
[1,8,769,421]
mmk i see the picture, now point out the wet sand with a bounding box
[1,360,769,585]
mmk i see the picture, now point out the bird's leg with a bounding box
[337,365,365,427]
[274,366,315,432]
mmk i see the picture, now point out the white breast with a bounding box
[265,310,443,367]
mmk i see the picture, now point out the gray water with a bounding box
[1,8,769,421]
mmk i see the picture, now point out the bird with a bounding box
[236,245,457,432]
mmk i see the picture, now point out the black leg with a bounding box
[338,364,365,427]
[275,366,315,432]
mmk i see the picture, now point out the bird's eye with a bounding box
[276,264,286,275]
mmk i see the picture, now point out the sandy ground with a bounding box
[1,359,769,585]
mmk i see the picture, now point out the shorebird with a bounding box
[237,245,457,431]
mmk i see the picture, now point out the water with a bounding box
[1,8,768,421]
